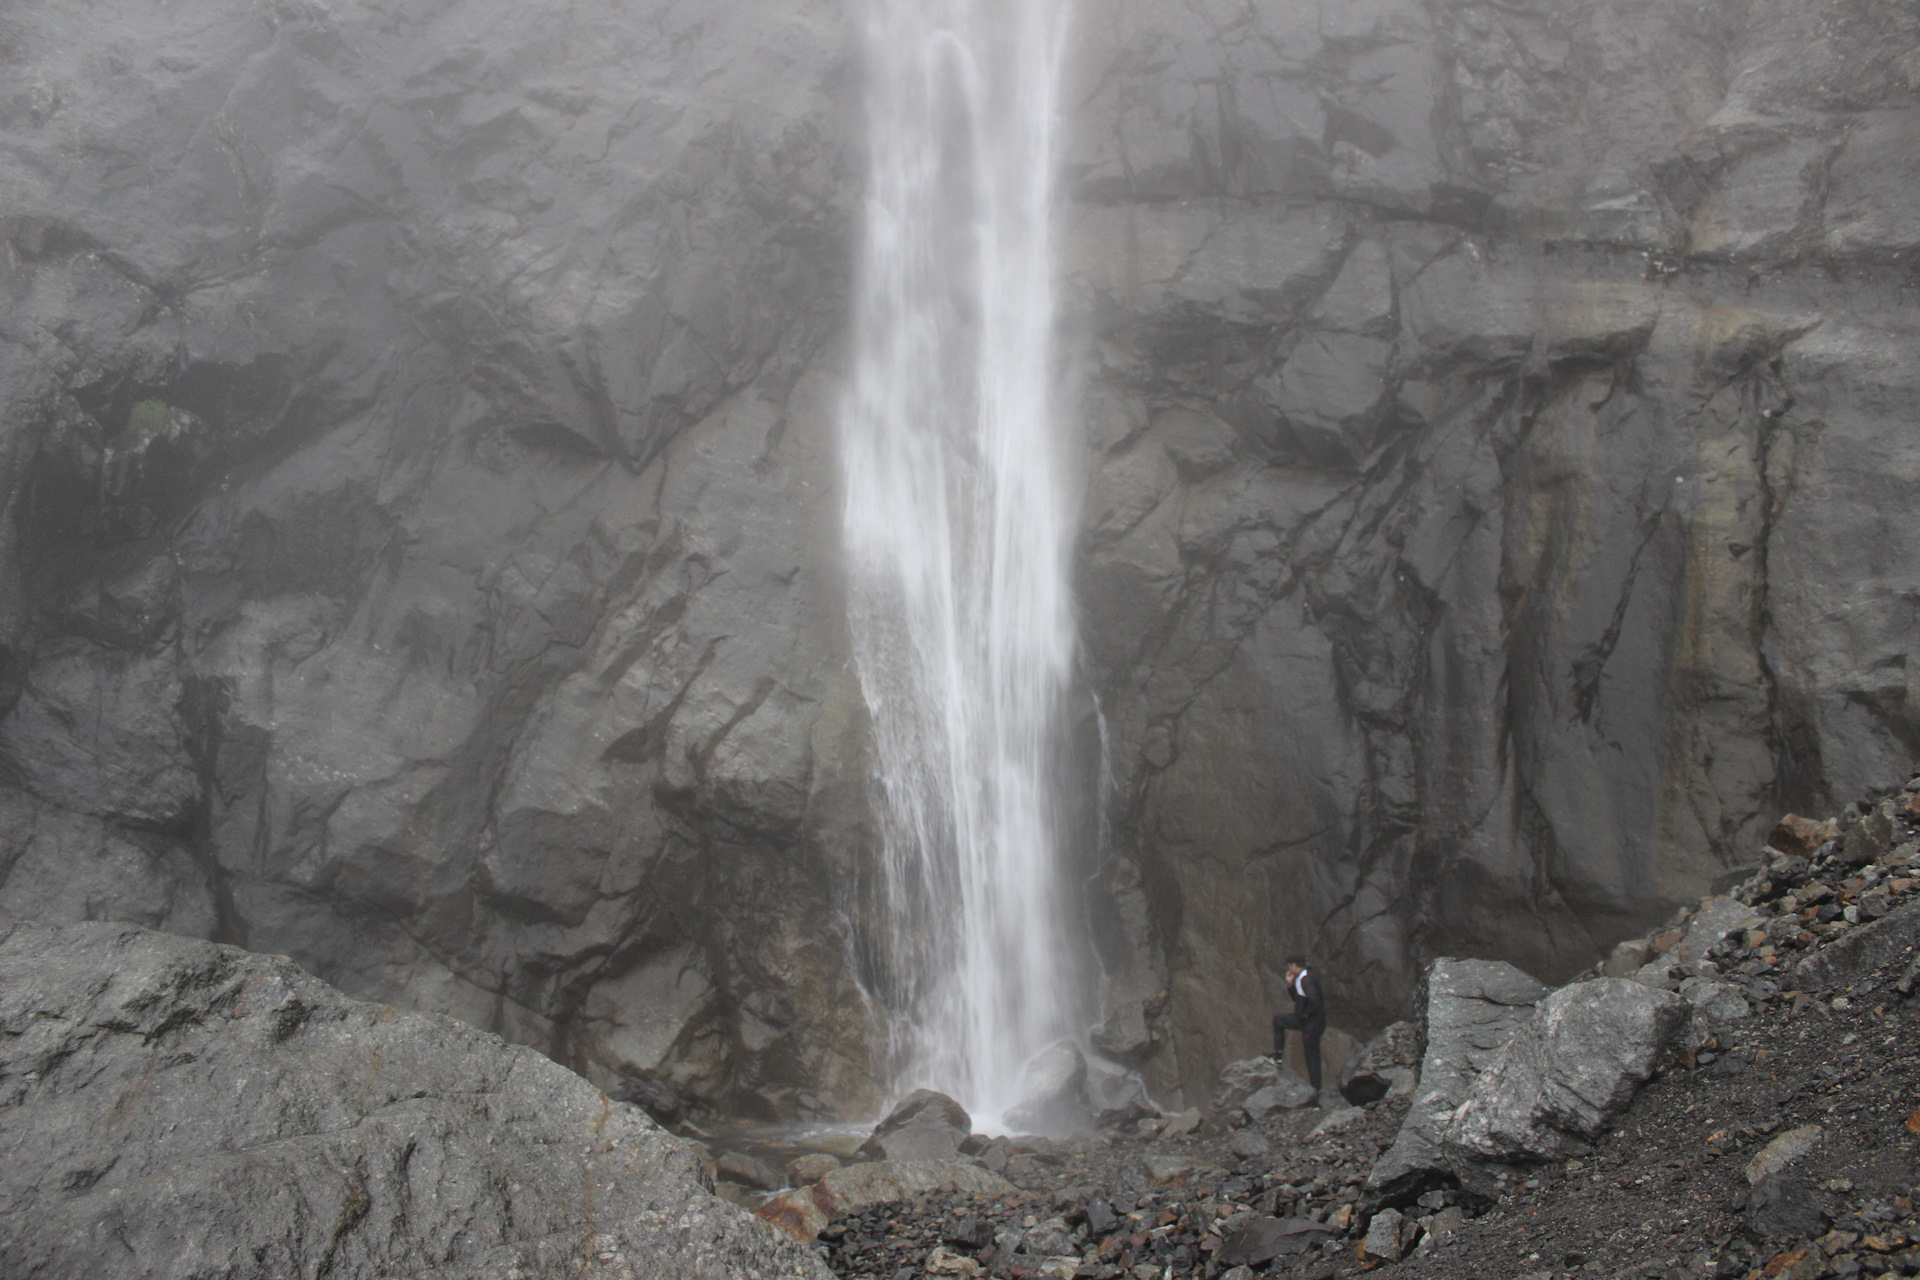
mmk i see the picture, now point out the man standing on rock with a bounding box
[1272,954,1327,1094]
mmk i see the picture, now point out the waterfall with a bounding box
[839,0,1078,1127]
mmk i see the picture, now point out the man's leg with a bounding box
[1272,1012,1303,1059]
[1302,1024,1324,1091]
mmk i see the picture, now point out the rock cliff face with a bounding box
[1,0,1917,1110]
[1062,0,1920,1094]
[0,0,877,1118]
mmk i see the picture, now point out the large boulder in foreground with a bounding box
[0,920,829,1280]
[1361,959,1547,1211]
[1443,978,1691,1195]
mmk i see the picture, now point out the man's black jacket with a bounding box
[1290,969,1326,1029]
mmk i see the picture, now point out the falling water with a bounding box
[839,0,1078,1125]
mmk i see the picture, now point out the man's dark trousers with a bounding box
[1273,969,1327,1090]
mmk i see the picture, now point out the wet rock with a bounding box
[869,1090,974,1142]
[0,920,830,1280]
[610,1076,684,1126]
[1365,959,1547,1209]
[1097,1097,1162,1131]
[1444,979,1691,1189]
[858,1090,973,1162]
[861,1125,964,1164]
[1007,1040,1091,1134]
[0,0,879,1126]
[788,1153,843,1185]
[718,1150,784,1191]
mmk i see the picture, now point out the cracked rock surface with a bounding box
[0,0,876,1120]
[1063,0,1920,1099]
[0,918,831,1280]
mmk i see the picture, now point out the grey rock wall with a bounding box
[1063,0,1920,1096]
[0,0,879,1119]
[1,0,1917,1112]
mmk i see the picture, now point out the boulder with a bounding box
[1228,1129,1273,1158]
[610,1076,684,1126]
[1160,1107,1204,1139]
[1748,1173,1829,1240]
[1442,979,1691,1192]
[1095,1096,1161,1131]
[1338,1020,1421,1105]
[1214,1218,1335,1267]
[1362,959,1547,1210]
[1006,1040,1091,1133]
[1746,1125,1823,1185]
[1767,814,1835,859]
[1310,1107,1368,1139]
[859,1124,963,1163]
[1602,938,1652,978]
[1794,899,1920,991]
[786,1153,842,1185]
[716,1150,784,1191]
[1670,896,1752,970]
[1840,801,1898,866]
[1212,1056,1282,1114]
[865,1089,973,1143]
[1242,1071,1317,1119]
[924,1246,982,1276]
[1018,1218,1076,1257]
[1360,1207,1406,1262]
[1140,1153,1198,1185]
[756,1161,1016,1242]
[0,920,830,1280]
[1676,977,1752,1048]
[856,1089,972,1162]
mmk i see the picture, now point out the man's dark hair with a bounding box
[1284,954,1308,968]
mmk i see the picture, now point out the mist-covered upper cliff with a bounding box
[1,0,1915,1110]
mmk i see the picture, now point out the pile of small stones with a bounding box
[743,773,1920,1280]
[799,1094,1419,1279]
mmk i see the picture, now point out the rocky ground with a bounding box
[686,778,1920,1280]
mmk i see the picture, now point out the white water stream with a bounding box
[839,0,1078,1126]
